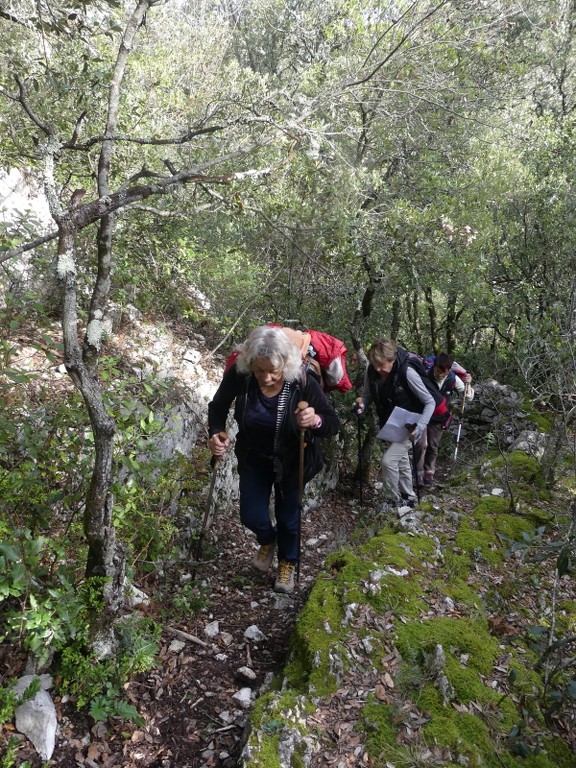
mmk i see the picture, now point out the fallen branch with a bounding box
[166,626,208,648]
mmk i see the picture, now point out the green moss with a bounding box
[353,533,437,616]
[284,533,447,696]
[475,509,535,542]
[358,531,438,567]
[472,495,512,515]
[360,698,398,756]
[525,409,552,433]
[555,600,576,633]
[538,738,576,767]
[455,518,504,565]
[282,576,348,694]
[396,617,499,676]
[425,710,484,751]
[431,576,483,609]
[442,550,472,579]
[245,691,319,767]
[249,691,306,731]
[452,496,546,566]
[245,734,282,768]
[243,449,575,767]
[491,451,545,489]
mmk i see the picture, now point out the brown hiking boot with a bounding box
[274,560,296,593]
[253,540,276,572]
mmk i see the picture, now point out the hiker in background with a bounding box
[208,326,339,594]
[414,352,474,488]
[355,339,435,511]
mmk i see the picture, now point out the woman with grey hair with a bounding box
[208,326,339,593]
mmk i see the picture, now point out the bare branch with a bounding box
[62,118,264,151]
[0,232,59,264]
[0,164,273,264]
[12,74,54,136]
[345,0,451,88]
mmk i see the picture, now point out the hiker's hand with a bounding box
[354,399,365,417]
[209,432,229,457]
[296,404,320,430]
[411,424,425,442]
[406,423,424,443]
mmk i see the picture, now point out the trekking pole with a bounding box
[405,423,420,504]
[192,432,227,569]
[296,400,308,583]
[453,383,469,461]
[355,397,364,506]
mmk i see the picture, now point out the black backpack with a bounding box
[403,352,449,421]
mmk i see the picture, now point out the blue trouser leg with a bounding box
[239,458,276,545]
[273,484,300,563]
[239,457,300,563]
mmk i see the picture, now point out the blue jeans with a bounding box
[239,454,300,563]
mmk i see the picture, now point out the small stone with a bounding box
[236,666,257,685]
[243,625,266,642]
[204,620,220,638]
[232,688,253,709]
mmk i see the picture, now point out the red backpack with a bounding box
[307,329,352,393]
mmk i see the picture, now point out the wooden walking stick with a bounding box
[193,432,227,567]
[355,397,364,506]
[296,401,308,583]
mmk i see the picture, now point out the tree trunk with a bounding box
[541,412,568,489]
[424,286,438,352]
[405,290,422,351]
[390,297,401,343]
[56,214,125,631]
[446,291,459,354]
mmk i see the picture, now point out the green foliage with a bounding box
[0,528,86,665]
[0,736,32,768]
[168,579,210,619]
[58,614,160,723]
[89,687,144,725]
[0,676,40,745]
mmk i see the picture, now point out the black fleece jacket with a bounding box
[208,364,340,489]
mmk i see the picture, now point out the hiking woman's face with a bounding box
[434,364,450,378]
[374,359,394,379]
[252,357,284,393]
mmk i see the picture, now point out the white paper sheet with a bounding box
[376,406,422,443]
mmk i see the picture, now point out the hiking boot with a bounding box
[423,472,435,486]
[253,540,276,572]
[274,560,296,593]
[379,500,397,514]
[400,493,416,508]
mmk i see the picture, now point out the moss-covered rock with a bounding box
[240,442,574,768]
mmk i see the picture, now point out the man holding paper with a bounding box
[356,339,435,511]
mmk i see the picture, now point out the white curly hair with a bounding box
[235,326,304,381]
